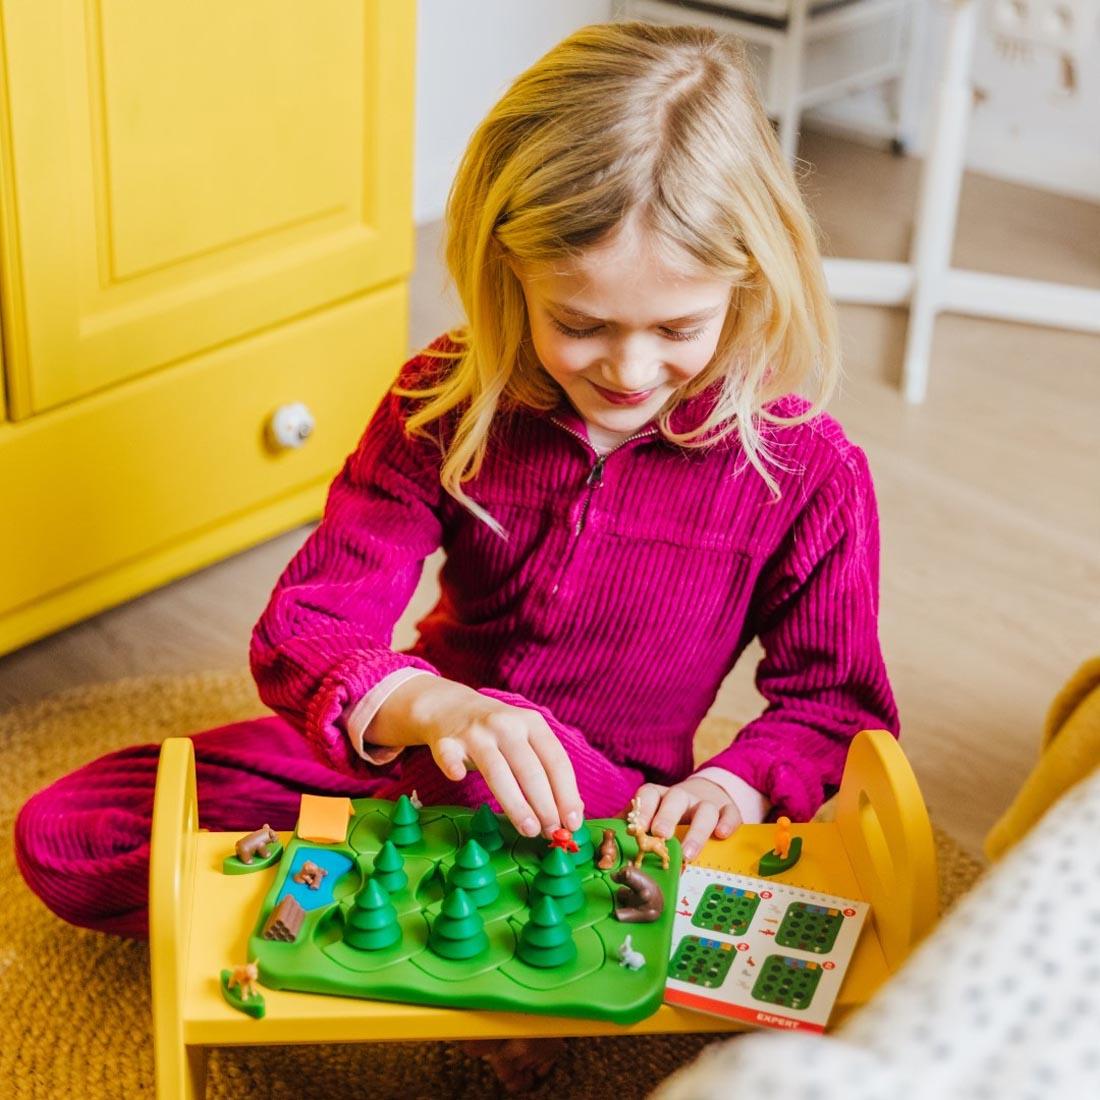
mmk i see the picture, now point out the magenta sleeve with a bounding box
[696,448,899,820]
[249,365,445,774]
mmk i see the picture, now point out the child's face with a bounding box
[508,217,731,434]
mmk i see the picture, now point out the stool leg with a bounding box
[902,0,978,403]
[777,0,809,161]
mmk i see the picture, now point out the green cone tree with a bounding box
[428,887,489,960]
[344,877,401,951]
[528,846,584,915]
[387,794,422,847]
[446,838,499,907]
[371,840,408,893]
[469,803,504,853]
[517,895,577,968]
[570,822,594,868]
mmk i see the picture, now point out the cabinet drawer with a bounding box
[0,284,408,630]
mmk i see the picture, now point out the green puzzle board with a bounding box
[775,901,844,954]
[248,799,681,1025]
[669,934,736,989]
[691,884,760,935]
[751,953,824,1009]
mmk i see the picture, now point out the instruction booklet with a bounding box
[664,861,869,1032]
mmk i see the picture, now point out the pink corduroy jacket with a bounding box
[250,336,899,820]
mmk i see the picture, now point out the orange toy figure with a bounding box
[548,828,579,854]
[626,797,670,871]
[227,961,260,1001]
[758,815,802,876]
[774,816,792,860]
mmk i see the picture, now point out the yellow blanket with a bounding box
[985,656,1100,859]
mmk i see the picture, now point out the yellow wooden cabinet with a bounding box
[0,1,416,656]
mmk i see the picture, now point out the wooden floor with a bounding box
[3,131,1097,856]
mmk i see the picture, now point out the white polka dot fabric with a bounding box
[653,766,1100,1099]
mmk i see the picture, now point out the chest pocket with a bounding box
[558,521,757,663]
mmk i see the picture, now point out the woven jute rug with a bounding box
[1,671,985,1099]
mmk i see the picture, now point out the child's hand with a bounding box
[632,776,742,862]
[373,676,584,840]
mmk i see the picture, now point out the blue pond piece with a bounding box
[277,847,354,911]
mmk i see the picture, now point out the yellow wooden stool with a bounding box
[149,729,938,1099]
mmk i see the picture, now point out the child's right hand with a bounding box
[372,676,584,839]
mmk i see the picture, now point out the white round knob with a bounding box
[267,402,315,450]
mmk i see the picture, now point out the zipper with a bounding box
[544,417,659,603]
[549,416,657,535]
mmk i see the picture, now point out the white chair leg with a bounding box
[902,0,979,403]
[777,0,809,161]
[892,0,927,154]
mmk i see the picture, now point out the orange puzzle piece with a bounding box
[296,794,353,844]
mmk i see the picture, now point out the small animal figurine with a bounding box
[293,860,327,889]
[625,797,670,870]
[758,814,803,876]
[596,828,619,870]
[227,961,260,1001]
[611,864,665,923]
[774,815,792,860]
[410,790,423,810]
[617,935,645,971]
[234,824,279,865]
[548,827,579,854]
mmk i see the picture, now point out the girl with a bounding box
[16,21,896,1078]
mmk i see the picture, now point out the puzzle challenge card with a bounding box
[664,864,869,1032]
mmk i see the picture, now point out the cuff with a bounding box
[692,767,771,824]
[343,668,435,764]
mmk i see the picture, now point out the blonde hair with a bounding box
[399,20,839,531]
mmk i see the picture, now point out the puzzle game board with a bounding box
[246,796,682,1025]
[665,863,869,1032]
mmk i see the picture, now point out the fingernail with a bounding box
[566,811,582,830]
[521,817,539,837]
[683,844,697,861]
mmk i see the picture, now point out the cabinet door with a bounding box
[0,0,415,416]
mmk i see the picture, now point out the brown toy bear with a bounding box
[235,825,279,865]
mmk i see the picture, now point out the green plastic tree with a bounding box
[428,886,489,960]
[446,838,499,907]
[371,840,408,893]
[528,846,584,915]
[343,877,401,951]
[469,803,504,853]
[570,821,594,867]
[387,794,422,847]
[517,895,577,968]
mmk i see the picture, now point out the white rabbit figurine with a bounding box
[618,934,645,971]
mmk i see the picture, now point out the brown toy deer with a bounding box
[235,825,278,865]
[227,961,260,1001]
[626,797,669,871]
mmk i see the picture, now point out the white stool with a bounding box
[824,0,1100,402]
[619,0,923,159]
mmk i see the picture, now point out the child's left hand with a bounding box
[631,777,743,862]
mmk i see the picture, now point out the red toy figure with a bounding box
[548,828,579,854]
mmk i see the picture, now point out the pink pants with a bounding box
[14,713,644,940]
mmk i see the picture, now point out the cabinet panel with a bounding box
[0,0,415,414]
[0,284,407,648]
